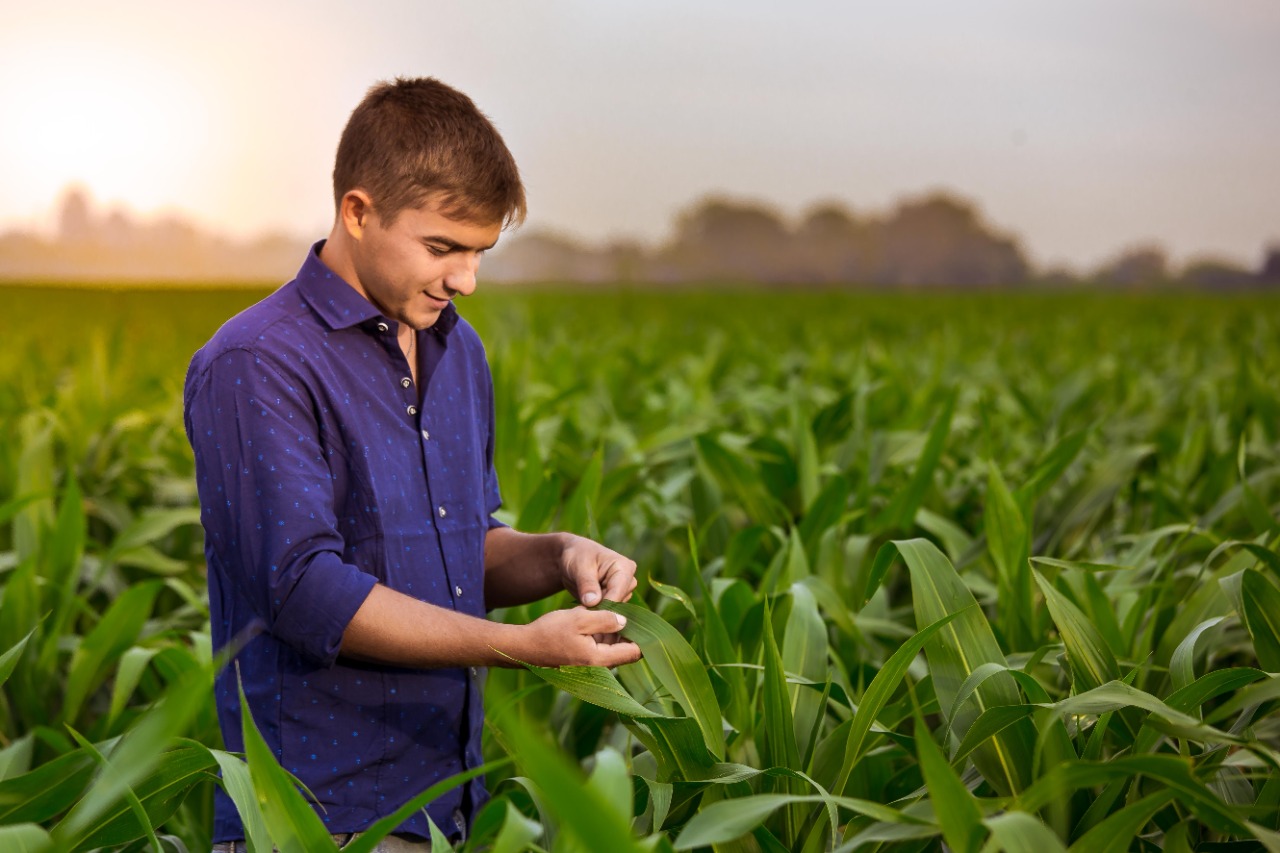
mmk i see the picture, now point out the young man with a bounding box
[185,78,641,851]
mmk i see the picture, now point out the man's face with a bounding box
[348,198,502,330]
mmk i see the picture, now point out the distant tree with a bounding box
[1181,256,1254,290]
[57,185,96,245]
[664,196,793,282]
[1094,244,1169,286]
[1260,246,1280,285]
[877,192,1028,286]
[481,230,614,283]
[793,202,877,283]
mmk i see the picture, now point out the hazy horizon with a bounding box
[3,1,1278,270]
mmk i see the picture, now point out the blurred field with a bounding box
[2,282,1279,851]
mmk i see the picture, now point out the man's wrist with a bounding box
[552,531,579,586]
[484,621,535,667]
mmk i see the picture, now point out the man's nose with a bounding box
[443,253,480,297]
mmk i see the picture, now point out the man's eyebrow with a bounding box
[423,235,499,252]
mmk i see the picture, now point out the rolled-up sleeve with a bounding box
[185,346,376,666]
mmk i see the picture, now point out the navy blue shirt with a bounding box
[184,242,503,842]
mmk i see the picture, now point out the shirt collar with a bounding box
[296,240,460,337]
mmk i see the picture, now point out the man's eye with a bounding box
[426,246,447,256]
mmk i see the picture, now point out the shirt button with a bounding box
[455,585,463,597]
[407,405,418,416]
[421,429,430,441]
[438,505,447,517]
[401,377,411,388]
[376,322,389,333]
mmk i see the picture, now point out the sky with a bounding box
[1,0,1278,270]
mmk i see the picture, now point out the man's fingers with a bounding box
[594,640,643,667]
[580,608,627,635]
[600,559,637,602]
[573,571,603,606]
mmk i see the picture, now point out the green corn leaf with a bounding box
[494,709,642,853]
[1034,572,1120,692]
[896,538,1035,795]
[212,750,272,853]
[1046,681,1234,742]
[1241,569,1280,671]
[0,824,52,853]
[875,389,956,532]
[516,473,563,533]
[237,680,337,853]
[343,758,507,853]
[560,446,603,537]
[1014,755,1247,836]
[696,433,788,526]
[0,627,36,691]
[986,463,1032,648]
[518,660,663,718]
[425,814,456,852]
[106,646,160,730]
[61,579,165,725]
[794,403,821,511]
[1030,557,1137,573]
[1205,672,1280,725]
[0,751,94,824]
[601,600,724,759]
[69,742,217,851]
[587,748,633,824]
[980,811,1067,853]
[951,705,1037,767]
[0,735,34,782]
[834,608,963,794]
[644,778,673,833]
[674,793,923,850]
[915,714,985,853]
[104,507,202,561]
[760,600,803,841]
[490,799,542,853]
[782,583,827,764]
[1169,617,1226,693]
[52,663,209,847]
[38,477,85,673]
[649,577,698,623]
[1017,428,1088,503]
[798,474,850,557]
[1067,790,1177,853]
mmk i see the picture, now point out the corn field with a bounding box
[2,284,1279,852]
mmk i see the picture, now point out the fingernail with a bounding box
[584,592,600,605]
[615,615,627,629]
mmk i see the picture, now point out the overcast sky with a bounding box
[2,0,1278,269]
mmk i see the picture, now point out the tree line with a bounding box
[484,192,1279,289]
[1,186,1276,288]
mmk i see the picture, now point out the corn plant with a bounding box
[1,284,1279,850]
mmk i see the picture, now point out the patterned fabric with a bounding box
[185,242,503,843]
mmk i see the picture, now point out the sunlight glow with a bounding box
[0,39,213,221]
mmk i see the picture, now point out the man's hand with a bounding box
[559,534,639,607]
[504,606,642,668]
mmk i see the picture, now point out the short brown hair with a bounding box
[333,77,526,228]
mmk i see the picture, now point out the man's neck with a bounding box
[318,225,366,301]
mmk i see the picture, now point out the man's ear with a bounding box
[340,190,373,240]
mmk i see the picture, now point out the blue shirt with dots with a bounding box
[184,241,503,843]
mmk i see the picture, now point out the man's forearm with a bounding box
[483,527,572,608]
[340,583,526,667]
[338,581,639,669]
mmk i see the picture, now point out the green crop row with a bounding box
[1,285,1278,851]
